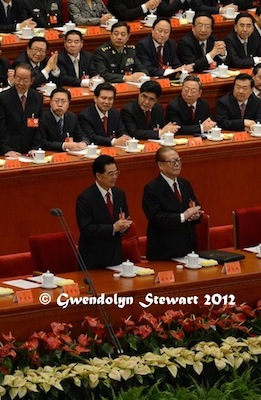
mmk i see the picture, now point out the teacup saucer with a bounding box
[32,159,49,164]
[250,132,261,138]
[125,148,141,153]
[120,272,137,278]
[256,254,261,259]
[160,140,176,146]
[216,74,230,79]
[184,264,202,269]
[85,154,98,159]
[41,284,57,289]
[208,137,223,141]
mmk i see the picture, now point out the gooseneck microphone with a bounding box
[50,207,123,354]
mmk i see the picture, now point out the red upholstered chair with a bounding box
[196,213,210,251]
[29,232,78,274]
[121,222,141,263]
[61,0,69,23]
[0,252,33,278]
[232,206,261,249]
[210,225,234,249]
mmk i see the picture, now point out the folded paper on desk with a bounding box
[107,265,155,275]
[198,250,245,264]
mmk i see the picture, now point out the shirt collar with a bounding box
[95,181,112,200]
[160,172,178,189]
[95,104,108,119]
[50,108,64,122]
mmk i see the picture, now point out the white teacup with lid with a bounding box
[87,143,98,157]
[21,26,33,39]
[180,70,188,83]
[89,76,104,91]
[127,138,139,152]
[185,251,200,269]
[251,122,261,135]
[33,148,45,163]
[218,63,228,78]
[122,260,135,276]
[210,126,221,140]
[163,131,174,145]
[105,17,118,29]
[224,7,236,18]
[42,270,54,288]
[45,81,57,96]
[182,9,195,23]
[144,13,157,27]
[64,21,76,32]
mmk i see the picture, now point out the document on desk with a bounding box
[3,279,41,289]
[243,246,259,253]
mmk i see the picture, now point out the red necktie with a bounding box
[240,103,246,118]
[21,95,26,111]
[189,105,195,122]
[173,181,182,203]
[145,110,151,129]
[102,116,108,135]
[157,45,163,69]
[106,191,114,219]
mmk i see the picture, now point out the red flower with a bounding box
[134,324,152,339]
[160,309,184,324]
[82,316,105,336]
[77,334,92,347]
[2,332,15,342]
[46,335,63,349]
[51,322,72,335]
[169,330,185,341]
[139,312,158,329]
[20,338,39,351]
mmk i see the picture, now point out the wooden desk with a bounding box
[0,250,260,340]
[0,135,261,255]
[1,19,234,61]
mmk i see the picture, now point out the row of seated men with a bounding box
[0,60,260,157]
[0,0,257,30]
[0,11,261,91]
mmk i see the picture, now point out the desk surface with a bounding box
[0,250,260,339]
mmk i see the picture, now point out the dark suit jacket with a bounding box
[41,109,90,151]
[78,103,127,146]
[157,0,191,16]
[166,96,211,134]
[177,31,225,72]
[216,92,261,131]
[58,49,97,86]
[12,52,61,89]
[23,0,63,28]
[136,35,181,77]
[121,100,165,139]
[76,183,129,269]
[142,174,200,260]
[92,40,148,83]
[0,86,43,155]
[225,30,261,68]
[0,0,27,32]
[190,0,252,14]
[0,58,11,87]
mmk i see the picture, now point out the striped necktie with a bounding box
[57,118,63,136]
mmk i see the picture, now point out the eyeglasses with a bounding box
[15,77,31,84]
[30,47,46,55]
[182,88,200,95]
[51,99,69,104]
[104,170,120,177]
[161,158,182,165]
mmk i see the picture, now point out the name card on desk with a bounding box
[233,132,249,141]
[87,26,101,36]
[14,289,33,304]
[52,153,68,163]
[198,73,213,83]
[100,147,117,156]
[45,31,59,40]
[155,270,175,283]
[158,79,171,88]
[187,137,203,147]
[213,14,223,22]
[2,34,17,44]
[170,19,180,27]
[115,83,129,93]
[240,69,253,75]
[222,261,241,275]
[62,283,80,297]
[5,159,21,169]
[69,87,84,97]
[144,142,161,152]
[128,22,141,32]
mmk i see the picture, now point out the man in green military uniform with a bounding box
[92,21,148,83]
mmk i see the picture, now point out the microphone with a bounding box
[50,207,123,354]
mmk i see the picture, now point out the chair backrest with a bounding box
[210,225,234,249]
[121,222,141,263]
[61,0,69,23]
[0,252,33,278]
[196,213,210,251]
[29,232,78,274]
[233,206,261,249]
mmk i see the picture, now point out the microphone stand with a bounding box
[50,208,123,355]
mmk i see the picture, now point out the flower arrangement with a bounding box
[0,301,261,399]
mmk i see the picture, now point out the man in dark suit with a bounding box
[41,87,90,152]
[121,80,180,139]
[166,76,216,135]
[76,155,132,269]
[255,6,261,36]
[0,54,10,87]
[107,0,161,21]
[225,12,261,68]
[177,12,227,72]
[190,0,250,15]
[58,30,97,87]
[216,73,261,131]
[12,37,61,89]
[142,147,203,260]
[23,0,63,28]
[136,17,193,77]
[92,21,148,83]
[0,0,36,33]
[0,63,43,157]
[78,82,131,146]
[253,63,261,98]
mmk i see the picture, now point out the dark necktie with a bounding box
[58,118,63,136]
[145,110,151,129]
[189,104,195,122]
[106,191,114,220]
[243,42,248,56]
[6,4,11,23]
[20,95,26,111]
[173,181,182,203]
[201,42,206,56]
[240,103,246,118]
[157,45,163,69]
[102,116,108,135]
[34,65,40,75]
